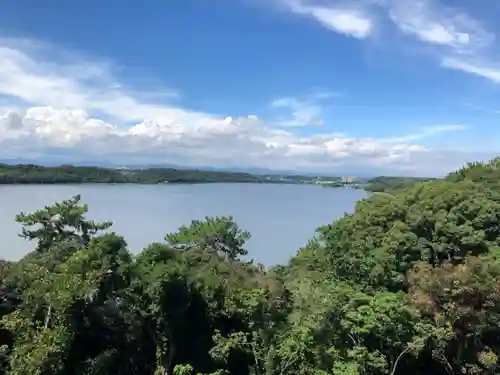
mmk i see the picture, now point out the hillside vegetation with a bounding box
[0,163,347,185]
[0,164,271,184]
[2,158,500,374]
[363,176,437,193]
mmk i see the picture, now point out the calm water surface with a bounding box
[0,184,367,266]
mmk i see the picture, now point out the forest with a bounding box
[2,157,500,374]
[362,176,437,193]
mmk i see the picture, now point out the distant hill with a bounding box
[363,176,438,193]
[1,157,412,180]
[0,159,332,177]
[0,163,285,185]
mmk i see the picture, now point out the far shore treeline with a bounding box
[0,162,436,191]
[0,163,267,184]
[1,157,500,374]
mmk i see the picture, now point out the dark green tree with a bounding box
[16,195,112,252]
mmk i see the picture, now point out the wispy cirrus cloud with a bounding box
[386,0,500,84]
[270,90,338,127]
[0,38,185,124]
[441,58,500,83]
[382,124,469,143]
[463,103,500,115]
[277,0,500,85]
[282,0,373,38]
[388,0,494,52]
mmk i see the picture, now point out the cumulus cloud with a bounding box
[0,37,477,176]
[0,105,450,171]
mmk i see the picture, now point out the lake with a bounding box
[0,183,367,266]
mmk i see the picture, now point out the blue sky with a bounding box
[0,0,499,176]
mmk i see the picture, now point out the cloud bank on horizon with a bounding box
[0,0,499,176]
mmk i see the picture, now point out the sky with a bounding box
[0,0,500,176]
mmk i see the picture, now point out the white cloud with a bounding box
[388,0,494,52]
[278,0,500,85]
[385,0,500,84]
[0,106,442,171]
[0,37,476,176]
[270,91,337,126]
[441,58,500,83]
[382,124,468,143]
[463,103,500,115]
[0,39,193,124]
[283,0,373,38]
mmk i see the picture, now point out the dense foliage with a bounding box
[2,158,500,374]
[0,164,278,184]
[364,176,437,193]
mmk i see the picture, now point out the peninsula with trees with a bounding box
[0,162,441,189]
[0,163,345,185]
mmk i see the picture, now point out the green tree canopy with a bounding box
[3,158,500,374]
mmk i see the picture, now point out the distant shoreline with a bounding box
[0,163,430,190]
[0,181,299,186]
[0,163,335,186]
